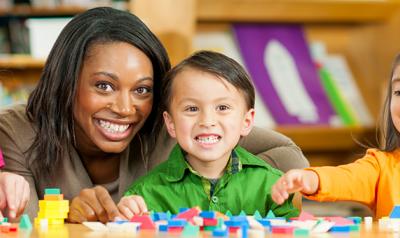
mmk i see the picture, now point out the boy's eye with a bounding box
[96,82,113,92]
[135,87,152,95]
[217,105,230,111]
[185,106,198,112]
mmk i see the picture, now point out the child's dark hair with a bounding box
[379,54,400,151]
[161,50,255,112]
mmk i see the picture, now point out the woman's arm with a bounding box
[239,127,309,172]
[0,122,36,220]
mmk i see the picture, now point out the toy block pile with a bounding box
[34,188,69,226]
[0,217,18,233]
[82,206,370,236]
[378,205,400,232]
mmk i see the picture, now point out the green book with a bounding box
[319,66,359,126]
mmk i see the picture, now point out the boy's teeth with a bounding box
[99,119,129,133]
[196,135,220,144]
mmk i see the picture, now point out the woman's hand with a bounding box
[68,186,123,223]
[118,195,148,219]
[271,169,319,205]
[0,172,30,219]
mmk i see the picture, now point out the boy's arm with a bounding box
[239,127,309,172]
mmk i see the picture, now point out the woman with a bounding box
[0,7,308,223]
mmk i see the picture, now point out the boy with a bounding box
[118,51,299,218]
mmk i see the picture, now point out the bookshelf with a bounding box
[131,0,400,165]
[0,1,399,165]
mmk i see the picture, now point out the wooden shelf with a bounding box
[0,5,87,17]
[0,55,45,69]
[197,0,400,23]
[276,126,376,152]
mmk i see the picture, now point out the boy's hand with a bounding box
[271,169,319,205]
[68,186,122,223]
[118,195,148,219]
[0,172,30,219]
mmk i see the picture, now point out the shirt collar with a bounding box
[165,144,268,182]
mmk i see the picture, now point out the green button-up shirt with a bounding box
[125,145,299,218]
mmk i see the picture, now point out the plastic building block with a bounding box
[212,228,228,237]
[158,224,168,232]
[168,219,187,227]
[44,194,64,200]
[130,215,155,230]
[293,228,309,236]
[330,225,351,232]
[239,210,246,216]
[225,210,233,217]
[200,211,216,219]
[298,211,315,221]
[266,210,276,218]
[19,214,32,229]
[253,210,262,220]
[44,188,61,195]
[203,218,218,226]
[182,224,200,237]
[347,216,362,224]
[271,226,295,234]
[176,207,201,220]
[166,211,172,220]
[390,206,400,218]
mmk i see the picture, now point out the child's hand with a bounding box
[117,195,148,219]
[271,169,319,205]
[0,172,30,219]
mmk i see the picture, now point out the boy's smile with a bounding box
[163,68,254,178]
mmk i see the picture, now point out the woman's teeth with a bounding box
[99,119,129,133]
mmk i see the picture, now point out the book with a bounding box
[233,24,338,125]
[310,41,373,126]
[193,29,276,128]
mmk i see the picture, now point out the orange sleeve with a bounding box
[302,149,382,208]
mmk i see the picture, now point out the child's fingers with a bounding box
[118,203,134,220]
[271,179,289,204]
[132,196,148,214]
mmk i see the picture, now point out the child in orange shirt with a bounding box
[272,54,400,218]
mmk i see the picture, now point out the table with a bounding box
[1,222,398,238]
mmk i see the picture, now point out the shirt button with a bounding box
[211,196,219,203]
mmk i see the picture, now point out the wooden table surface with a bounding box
[1,222,398,238]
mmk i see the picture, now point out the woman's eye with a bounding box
[135,87,152,95]
[96,82,113,92]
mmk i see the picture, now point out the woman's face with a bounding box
[74,42,154,156]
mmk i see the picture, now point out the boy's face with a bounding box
[163,68,255,165]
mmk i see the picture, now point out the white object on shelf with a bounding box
[26,18,72,60]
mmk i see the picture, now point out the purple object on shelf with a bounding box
[233,24,336,125]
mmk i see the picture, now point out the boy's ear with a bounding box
[241,108,255,136]
[163,111,177,138]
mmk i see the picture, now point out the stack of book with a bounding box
[193,24,373,128]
